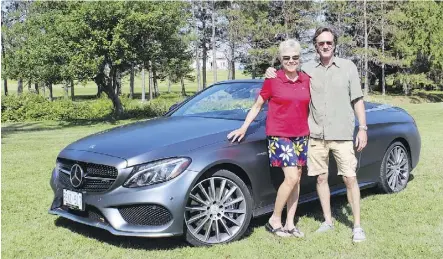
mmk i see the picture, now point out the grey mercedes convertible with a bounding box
[49,79,421,246]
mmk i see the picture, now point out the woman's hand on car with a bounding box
[227,127,247,143]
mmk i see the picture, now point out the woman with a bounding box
[227,39,310,237]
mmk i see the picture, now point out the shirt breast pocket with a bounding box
[310,78,322,93]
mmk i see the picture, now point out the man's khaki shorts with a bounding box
[307,138,358,177]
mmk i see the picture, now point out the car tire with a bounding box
[184,169,253,246]
[378,141,411,193]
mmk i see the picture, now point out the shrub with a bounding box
[1,93,184,122]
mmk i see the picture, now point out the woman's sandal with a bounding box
[265,223,290,237]
[286,227,305,238]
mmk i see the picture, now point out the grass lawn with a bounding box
[2,99,443,258]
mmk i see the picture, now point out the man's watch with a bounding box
[359,125,368,131]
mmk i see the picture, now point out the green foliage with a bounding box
[386,73,435,95]
[119,95,185,119]
[1,93,183,122]
[388,1,443,88]
[2,1,191,115]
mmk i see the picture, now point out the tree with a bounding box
[1,7,8,96]
[191,1,202,91]
[192,1,213,89]
[2,1,70,100]
[164,36,195,97]
[129,64,135,99]
[237,2,283,78]
[363,0,368,96]
[211,0,217,83]
[1,1,34,96]
[387,1,443,93]
[4,1,189,115]
[219,2,246,80]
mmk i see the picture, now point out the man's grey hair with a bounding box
[278,39,301,58]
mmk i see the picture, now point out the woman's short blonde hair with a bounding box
[278,39,301,57]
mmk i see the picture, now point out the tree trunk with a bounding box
[153,67,159,98]
[167,77,171,93]
[212,0,217,84]
[251,59,256,79]
[34,82,39,94]
[70,80,74,100]
[192,2,201,91]
[141,66,146,102]
[115,70,122,96]
[283,0,289,39]
[202,32,207,89]
[148,61,153,101]
[43,82,46,97]
[381,0,386,96]
[363,0,369,96]
[27,80,31,91]
[48,82,53,101]
[110,93,124,117]
[94,72,124,117]
[96,84,103,97]
[105,87,124,117]
[181,77,187,96]
[337,13,342,57]
[1,30,7,96]
[3,78,8,96]
[64,82,69,99]
[129,64,134,99]
[230,42,235,80]
[403,81,409,96]
[17,78,23,95]
[196,51,201,91]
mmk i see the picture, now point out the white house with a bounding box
[192,50,242,71]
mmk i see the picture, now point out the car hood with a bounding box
[64,116,248,165]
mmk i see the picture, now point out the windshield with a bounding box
[171,82,267,121]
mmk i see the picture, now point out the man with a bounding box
[265,26,368,242]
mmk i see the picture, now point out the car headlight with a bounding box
[123,157,191,188]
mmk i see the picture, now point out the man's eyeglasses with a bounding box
[282,55,300,61]
[317,41,334,47]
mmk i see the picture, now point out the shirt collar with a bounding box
[277,69,302,83]
[315,56,341,68]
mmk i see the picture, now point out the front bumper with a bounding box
[49,167,199,238]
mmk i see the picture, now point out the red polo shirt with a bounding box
[260,70,310,137]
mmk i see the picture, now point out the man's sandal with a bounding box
[265,223,290,237]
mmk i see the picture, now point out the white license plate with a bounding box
[63,189,83,211]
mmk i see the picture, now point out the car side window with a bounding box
[172,82,267,121]
[182,84,262,115]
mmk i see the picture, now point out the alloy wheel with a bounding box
[386,145,410,192]
[184,177,247,244]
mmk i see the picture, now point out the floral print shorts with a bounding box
[267,136,309,167]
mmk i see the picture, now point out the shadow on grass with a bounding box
[1,122,67,140]
[248,187,382,234]
[415,92,443,103]
[368,90,443,104]
[1,119,129,141]
[54,217,189,250]
[52,176,416,250]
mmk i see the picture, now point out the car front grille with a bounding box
[118,204,173,226]
[57,158,118,193]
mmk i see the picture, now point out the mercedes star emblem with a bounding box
[70,164,84,188]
